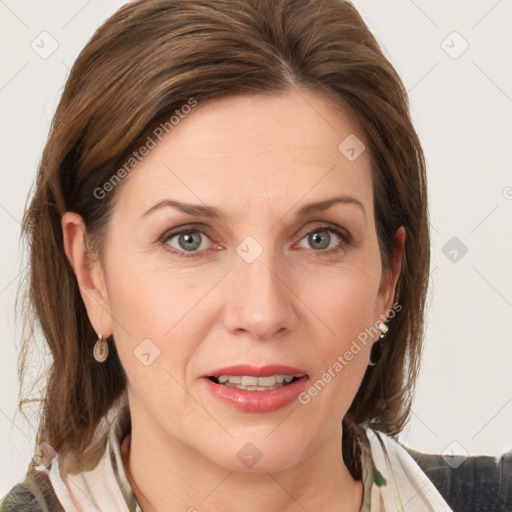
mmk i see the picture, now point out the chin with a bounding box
[198,439,302,474]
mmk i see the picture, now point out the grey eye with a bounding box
[166,230,210,253]
[307,230,331,250]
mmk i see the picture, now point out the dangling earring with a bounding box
[93,333,109,363]
[368,322,388,367]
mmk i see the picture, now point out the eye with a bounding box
[160,225,216,258]
[159,223,351,258]
[296,224,350,256]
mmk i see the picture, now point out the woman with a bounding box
[1,0,509,511]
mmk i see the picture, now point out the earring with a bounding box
[93,333,109,363]
[368,322,388,367]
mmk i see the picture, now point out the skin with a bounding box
[62,89,405,512]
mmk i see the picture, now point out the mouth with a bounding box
[201,364,308,412]
[207,374,300,391]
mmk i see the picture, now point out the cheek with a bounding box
[305,257,382,341]
[103,252,198,376]
[296,258,382,408]
[103,249,230,391]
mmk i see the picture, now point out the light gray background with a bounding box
[1,0,511,495]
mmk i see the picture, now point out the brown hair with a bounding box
[18,0,429,471]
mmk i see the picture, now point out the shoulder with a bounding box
[356,425,454,510]
[363,425,512,512]
[0,469,64,512]
[404,444,512,512]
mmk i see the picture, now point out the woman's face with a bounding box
[72,89,403,472]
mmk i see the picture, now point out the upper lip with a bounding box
[204,364,307,378]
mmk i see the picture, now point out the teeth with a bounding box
[215,374,297,389]
[241,376,259,386]
[257,376,278,386]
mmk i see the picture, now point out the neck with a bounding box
[122,409,363,512]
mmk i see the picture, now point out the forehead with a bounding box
[113,89,373,221]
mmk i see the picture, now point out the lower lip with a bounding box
[202,376,309,412]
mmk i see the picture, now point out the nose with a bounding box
[222,251,297,342]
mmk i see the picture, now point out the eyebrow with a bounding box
[141,194,366,221]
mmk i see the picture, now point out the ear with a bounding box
[61,212,113,337]
[377,226,406,316]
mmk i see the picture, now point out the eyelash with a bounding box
[158,223,351,259]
